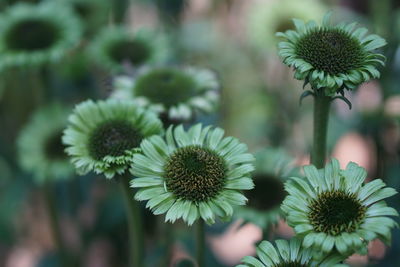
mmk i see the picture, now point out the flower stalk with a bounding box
[196,219,205,267]
[311,92,331,169]
[43,182,68,267]
[118,174,144,267]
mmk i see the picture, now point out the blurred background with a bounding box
[0,0,399,266]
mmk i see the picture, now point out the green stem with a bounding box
[196,219,205,267]
[43,182,68,267]
[311,93,331,169]
[118,175,144,267]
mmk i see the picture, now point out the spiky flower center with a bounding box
[274,261,308,267]
[5,18,59,51]
[88,120,143,160]
[135,68,196,108]
[164,145,226,202]
[44,130,66,160]
[308,190,366,236]
[295,28,365,75]
[247,174,286,211]
[109,39,151,66]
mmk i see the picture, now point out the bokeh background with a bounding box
[0,0,399,266]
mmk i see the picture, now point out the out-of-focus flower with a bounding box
[112,66,220,123]
[234,148,297,230]
[131,124,255,225]
[17,104,74,183]
[0,1,82,70]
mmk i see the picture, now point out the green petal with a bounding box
[275,239,290,262]
[135,187,166,201]
[186,204,200,225]
[335,235,348,255]
[258,241,280,264]
[131,177,163,188]
[207,127,225,150]
[322,235,335,252]
[198,202,215,224]
[363,187,397,206]
[225,177,254,190]
[153,197,175,215]
[241,256,264,267]
[227,164,255,179]
[165,200,185,223]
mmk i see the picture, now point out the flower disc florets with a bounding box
[237,238,346,267]
[308,190,366,236]
[277,12,386,95]
[62,99,163,178]
[131,124,255,225]
[165,145,226,202]
[88,120,143,160]
[112,66,220,122]
[281,159,398,256]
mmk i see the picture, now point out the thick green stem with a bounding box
[119,175,144,267]
[311,93,331,169]
[196,219,205,267]
[43,182,68,267]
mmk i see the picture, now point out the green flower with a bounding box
[88,26,169,73]
[130,124,255,225]
[0,2,82,70]
[237,238,347,267]
[112,66,220,122]
[62,99,163,179]
[247,0,326,50]
[282,159,398,256]
[17,104,74,184]
[277,12,386,96]
[234,148,297,229]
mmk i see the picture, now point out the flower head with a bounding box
[277,12,386,96]
[234,148,297,229]
[112,66,220,123]
[282,159,398,256]
[0,2,82,70]
[62,99,163,178]
[131,124,255,225]
[237,238,347,267]
[18,104,74,183]
[89,26,169,73]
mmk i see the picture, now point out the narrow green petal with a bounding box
[241,256,264,267]
[225,177,254,190]
[258,241,280,264]
[322,235,335,252]
[275,239,290,262]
